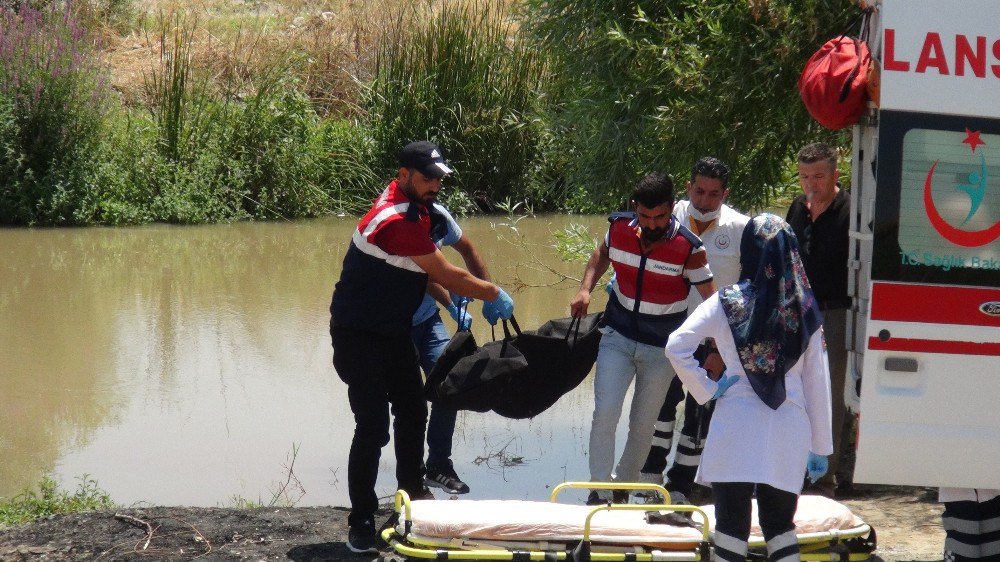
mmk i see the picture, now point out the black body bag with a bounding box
[424,313,603,419]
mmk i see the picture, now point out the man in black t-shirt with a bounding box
[786,142,852,498]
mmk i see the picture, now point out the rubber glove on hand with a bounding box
[450,292,471,308]
[605,273,617,296]
[482,288,514,325]
[446,303,473,331]
[712,372,740,400]
[807,452,829,483]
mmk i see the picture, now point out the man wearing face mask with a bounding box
[638,157,750,504]
[570,172,717,505]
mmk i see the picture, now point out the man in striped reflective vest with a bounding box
[570,172,717,505]
[639,157,750,503]
[330,141,514,554]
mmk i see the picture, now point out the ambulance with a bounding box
[848,0,1000,488]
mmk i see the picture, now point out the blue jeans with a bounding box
[590,327,675,484]
[412,311,457,469]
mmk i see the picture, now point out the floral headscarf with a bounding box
[719,214,824,410]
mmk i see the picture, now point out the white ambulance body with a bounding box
[850,0,1000,488]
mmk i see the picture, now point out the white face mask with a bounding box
[687,205,720,222]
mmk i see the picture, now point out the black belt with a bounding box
[818,298,851,311]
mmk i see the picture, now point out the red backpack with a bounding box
[799,16,872,130]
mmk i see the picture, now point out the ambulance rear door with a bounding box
[854,0,1000,488]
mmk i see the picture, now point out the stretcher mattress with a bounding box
[407,494,862,544]
[408,499,704,544]
[699,494,865,537]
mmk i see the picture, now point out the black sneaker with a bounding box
[586,490,607,506]
[410,485,436,500]
[425,465,470,494]
[612,490,630,504]
[346,520,378,554]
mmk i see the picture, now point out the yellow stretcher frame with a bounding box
[383,482,709,561]
[380,482,876,562]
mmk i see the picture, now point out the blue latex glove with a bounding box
[451,292,471,308]
[712,372,740,400]
[482,288,515,326]
[807,452,829,483]
[446,303,473,331]
[605,273,617,296]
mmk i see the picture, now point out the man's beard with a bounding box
[400,179,437,203]
[641,227,666,242]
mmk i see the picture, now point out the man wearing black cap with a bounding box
[330,140,515,554]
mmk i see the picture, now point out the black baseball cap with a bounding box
[398,140,454,179]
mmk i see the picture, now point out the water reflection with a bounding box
[0,216,633,507]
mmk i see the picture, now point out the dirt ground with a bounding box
[0,485,944,562]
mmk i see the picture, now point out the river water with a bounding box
[0,215,657,507]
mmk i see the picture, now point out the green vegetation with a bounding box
[0,0,859,226]
[0,3,112,225]
[523,0,854,212]
[364,0,548,211]
[0,475,115,527]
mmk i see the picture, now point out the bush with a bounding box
[314,118,381,216]
[524,0,854,212]
[121,15,381,223]
[363,0,550,211]
[0,3,112,225]
[0,475,114,527]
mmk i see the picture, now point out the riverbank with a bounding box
[0,485,944,561]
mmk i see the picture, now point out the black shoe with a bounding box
[586,490,629,505]
[425,465,470,494]
[346,520,379,554]
[409,485,435,500]
[586,490,608,506]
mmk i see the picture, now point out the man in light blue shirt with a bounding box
[412,203,493,494]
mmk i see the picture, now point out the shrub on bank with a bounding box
[363,0,551,211]
[89,17,380,225]
[0,4,112,225]
[0,475,114,527]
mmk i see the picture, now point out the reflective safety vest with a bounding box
[603,213,712,346]
[330,181,431,336]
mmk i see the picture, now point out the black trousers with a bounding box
[642,357,713,495]
[942,494,1000,561]
[712,482,799,562]
[332,327,428,527]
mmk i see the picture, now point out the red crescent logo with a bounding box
[923,161,1000,247]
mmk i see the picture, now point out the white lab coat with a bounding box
[664,293,834,494]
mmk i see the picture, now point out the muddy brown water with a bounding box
[0,215,633,507]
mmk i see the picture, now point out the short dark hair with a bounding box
[631,172,674,209]
[797,142,838,169]
[690,156,730,188]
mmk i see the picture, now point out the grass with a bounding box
[0,475,116,527]
[228,443,306,509]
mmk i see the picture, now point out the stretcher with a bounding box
[380,483,877,562]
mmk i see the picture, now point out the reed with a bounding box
[363,0,549,211]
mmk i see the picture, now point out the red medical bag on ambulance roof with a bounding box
[799,34,872,130]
